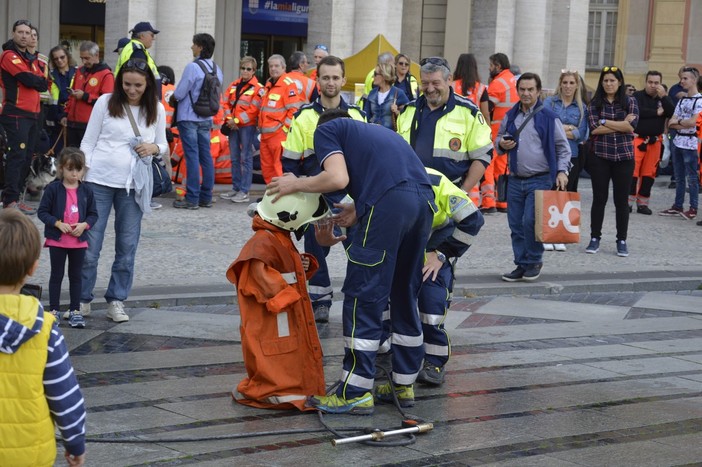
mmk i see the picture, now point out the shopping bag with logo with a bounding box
[534,190,581,243]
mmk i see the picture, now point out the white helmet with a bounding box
[256,191,330,232]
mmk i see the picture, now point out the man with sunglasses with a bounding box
[221,56,264,203]
[0,20,49,214]
[308,44,329,82]
[62,41,114,148]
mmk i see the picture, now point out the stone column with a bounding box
[513,0,548,77]
[443,0,472,73]
[352,0,403,54]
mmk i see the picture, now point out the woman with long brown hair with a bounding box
[79,59,167,323]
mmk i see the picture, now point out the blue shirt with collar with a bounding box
[173,57,223,123]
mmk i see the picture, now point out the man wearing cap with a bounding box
[113,37,129,55]
[62,41,113,147]
[115,21,160,95]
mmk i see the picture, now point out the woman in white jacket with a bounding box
[79,58,167,323]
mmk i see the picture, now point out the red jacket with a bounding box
[0,41,48,118]
[226,216,325,411]
[65,62,114,127]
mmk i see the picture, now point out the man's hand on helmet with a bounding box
[267,173,300,202]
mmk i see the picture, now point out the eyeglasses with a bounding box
[373,72,382,77]
[397,61,410,66]
[560,69,578,74]
[602,66,619,73]
[420,57,450,70]
[12,19,31,29]
[682,67,700,75]
[314,44,328,52]
[54,55,67,61]
[240,66,254,72]
[124,59,149,72]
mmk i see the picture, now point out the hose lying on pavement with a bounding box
[78,365,428,447]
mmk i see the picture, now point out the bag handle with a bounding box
[123,103,141,137]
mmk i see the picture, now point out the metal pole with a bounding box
[331,423,434,446]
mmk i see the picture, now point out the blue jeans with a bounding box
[81,183,143,304]
[506,174,553,268]
[228,125,256,194]
[177,120,214,204]
[672,147,700,210]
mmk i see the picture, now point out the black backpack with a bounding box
[189,59,221,117]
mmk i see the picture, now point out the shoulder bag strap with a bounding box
[513,105,543,138]
[123,103,141,137]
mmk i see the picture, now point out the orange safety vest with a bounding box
[287,70,316,103]
[224,75,264,127]
[259,73,303,137]
[453,79,487,108]
[226,216,325,411]
[487,69,518,138]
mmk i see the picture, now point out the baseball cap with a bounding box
[130,22,160,35]
[113,37,130,53]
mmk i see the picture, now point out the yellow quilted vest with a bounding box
[0,294,57,467]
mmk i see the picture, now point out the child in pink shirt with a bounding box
[37,148,98,328]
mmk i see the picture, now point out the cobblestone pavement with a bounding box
[56,289,702,466]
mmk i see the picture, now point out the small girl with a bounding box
[38,147,98,328]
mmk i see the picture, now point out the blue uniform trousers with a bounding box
[418,261,454,367]
[337,183,434,399]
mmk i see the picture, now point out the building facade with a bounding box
[1,0,700,93]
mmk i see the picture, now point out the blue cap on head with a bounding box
[113,37,130,53]
[130,22,160,35]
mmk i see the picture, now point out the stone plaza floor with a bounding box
[58,288,702,466]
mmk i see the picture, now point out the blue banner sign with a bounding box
[242,0,309,37]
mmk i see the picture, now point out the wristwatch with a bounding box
[435,251,447,263]
[599,118,606,127]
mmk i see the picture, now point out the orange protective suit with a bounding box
[226,216,325,411]
[484,68,518,210]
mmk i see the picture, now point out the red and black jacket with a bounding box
[0,40,48,118]
[65,62,114,127]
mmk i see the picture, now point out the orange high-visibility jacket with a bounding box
[288,70,316,103]
[453,79,487,107]
[224,75,264,128]
[226,216,325,411]
[487,69,518,138]
[259,73,303,138]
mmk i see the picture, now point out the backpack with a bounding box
[189,59,221,117]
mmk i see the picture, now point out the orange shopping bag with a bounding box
[534,190,581,243]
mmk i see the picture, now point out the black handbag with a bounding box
[124,104,173,198]
[151,156,172,198]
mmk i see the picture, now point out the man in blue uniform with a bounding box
[267,110,435,414]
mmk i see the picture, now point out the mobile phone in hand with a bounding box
[503,135,514,141]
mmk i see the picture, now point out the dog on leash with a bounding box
[25,152,58,199]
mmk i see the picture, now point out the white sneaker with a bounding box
[543,243,555,251]
[231,192,250,203]
[554,243,567,251]
[106,301,129,323]
[80,302,92,316]
[220,190,239,200]
[150,201,162,210]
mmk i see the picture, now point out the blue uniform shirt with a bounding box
[413,106,444,167]
[314,119,431,217]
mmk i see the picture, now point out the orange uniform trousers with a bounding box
[630,136,662,206]
[260,132,286,183]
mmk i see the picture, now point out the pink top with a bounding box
[44,187,89,249]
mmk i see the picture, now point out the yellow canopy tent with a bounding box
[339,34,421,92]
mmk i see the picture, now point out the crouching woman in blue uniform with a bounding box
[267,109,435,415]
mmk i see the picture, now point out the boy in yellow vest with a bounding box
[0,210,86,467]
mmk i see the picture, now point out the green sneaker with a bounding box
[305,392,374,415]
[374,382,415,408]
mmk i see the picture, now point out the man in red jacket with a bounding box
[61,41,114,147]
[0,20,49,215]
